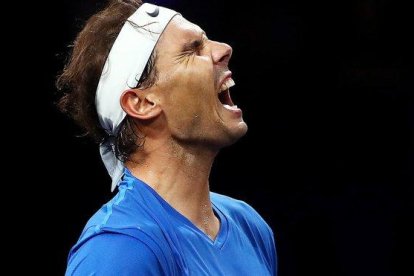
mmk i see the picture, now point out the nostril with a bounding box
[218,54,229,64]
[213,42,232,64]
[216,52,231,65]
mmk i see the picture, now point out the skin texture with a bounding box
[120,15,248,240]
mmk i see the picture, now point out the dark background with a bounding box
[32,0,413,275]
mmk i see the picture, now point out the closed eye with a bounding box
[174,32,207,63]
[182,38,205,55]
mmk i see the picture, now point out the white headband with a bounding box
[95,3,179,191]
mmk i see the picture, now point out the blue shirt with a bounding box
[66,169,277,275]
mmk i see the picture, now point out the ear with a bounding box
[120,89,162,120]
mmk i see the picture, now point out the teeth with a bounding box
[220,78,235,92]
[223,104,238,110]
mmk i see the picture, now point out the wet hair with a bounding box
[56,0,158,161]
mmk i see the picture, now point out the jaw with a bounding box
[213,100,248,146]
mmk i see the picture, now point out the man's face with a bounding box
[153,15,248,149]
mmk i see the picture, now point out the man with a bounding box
[58,0,277,275]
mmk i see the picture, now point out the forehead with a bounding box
[158,15,205,46]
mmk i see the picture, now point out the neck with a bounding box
[125,138,221,240]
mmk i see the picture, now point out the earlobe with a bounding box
[120,89,162,120]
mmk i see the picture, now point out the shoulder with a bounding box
[66,232,164,276]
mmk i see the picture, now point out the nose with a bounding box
[211,41,232,66]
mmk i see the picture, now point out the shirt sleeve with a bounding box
[65,232,164,276]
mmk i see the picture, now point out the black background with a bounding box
[30,0,413,275]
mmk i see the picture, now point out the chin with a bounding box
[235,121,248,137]
[222,121,248,146]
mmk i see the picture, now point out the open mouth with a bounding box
[218,78,236,107]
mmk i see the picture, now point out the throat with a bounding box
[199,204,220,241]
[125,149,220,239]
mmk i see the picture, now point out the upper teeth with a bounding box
[220,78,235,93]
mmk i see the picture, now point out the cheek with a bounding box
[160,60,216,116]
[173,65,215,100]
[179,57,214,84]
[185,66,213,88]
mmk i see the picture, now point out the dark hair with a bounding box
[56,0,158,161]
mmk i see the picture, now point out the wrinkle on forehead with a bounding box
[167,15,206,41]
[155,15,207,62]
